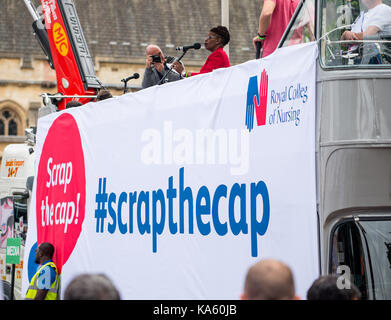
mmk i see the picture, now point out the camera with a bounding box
[151,55,161,63]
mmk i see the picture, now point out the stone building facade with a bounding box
[0,0,260,160]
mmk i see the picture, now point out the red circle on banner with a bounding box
[36,113,86,274]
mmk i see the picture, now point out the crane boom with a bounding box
[24,0,101,109]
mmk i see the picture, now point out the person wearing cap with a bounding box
[185,26,230,77]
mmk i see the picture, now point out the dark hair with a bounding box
[66,100,82,109]
[307,275,361,300]
[64,273,121,300]
[210,25,230,46]
[39,242,55,259]
[97,89,113,101]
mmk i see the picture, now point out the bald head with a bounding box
[243,259,296,300]
[146,45,163,56]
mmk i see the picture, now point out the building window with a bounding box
[0,120,4,135]
[280,0,315,48]
[0,108,21,136]
[9,119,17,136]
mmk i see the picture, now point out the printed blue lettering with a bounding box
[196,186,211,235]
[179,167,194,234]
[212,185,228,236]
[277,107,301,126]
[288,85,294,100]
[229,183,248,235]
[270,87,287,106]
[152,189,166,252]
[128,192,137,233]
[118,192,128,234]
[270,90,276,105]
[137,191,150,234]
[250,181,270,257]
[167,176,178,234]
[108,192,116,234]
[94,168,270,257]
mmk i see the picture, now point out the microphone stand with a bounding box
[122,80,128,94]
[158,49,188,85]
[121,78,132,94]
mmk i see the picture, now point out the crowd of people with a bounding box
[23,243,362,300]
[241,259,361,301]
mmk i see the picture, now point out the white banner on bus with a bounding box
[23,42,319,299]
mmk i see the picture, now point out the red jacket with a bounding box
[191,47,230,76]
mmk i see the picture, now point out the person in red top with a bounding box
[252,0,299,58]
[186,26,230,77]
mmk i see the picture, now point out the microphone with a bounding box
[121,73,140,82]
[176,43,201,51]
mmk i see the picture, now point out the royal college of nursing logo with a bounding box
[245,68,308,132]
[245,69,268,132]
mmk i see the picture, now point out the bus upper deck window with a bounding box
[320,0,391,68]
[281,0,316,48]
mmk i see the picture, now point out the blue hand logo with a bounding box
[245,76,259,132]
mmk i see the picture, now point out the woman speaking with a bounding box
[186,25,230,77]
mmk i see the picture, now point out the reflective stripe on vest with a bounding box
[25,262,59,300]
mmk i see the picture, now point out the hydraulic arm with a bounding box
[24,0,101,109]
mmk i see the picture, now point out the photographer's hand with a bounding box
[154,62,164,73]
[146,56,153,69]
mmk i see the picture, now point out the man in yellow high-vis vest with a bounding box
[25,242,60,300]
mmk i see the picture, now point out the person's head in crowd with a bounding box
[96,89,113,101]
[241,259,300,300]
[307,275,361,300]
[65,100,82,109]
[64,273,121,300]
[205,25,230,53]
[34,242,55,264]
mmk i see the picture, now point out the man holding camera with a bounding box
[141,45,184,89]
